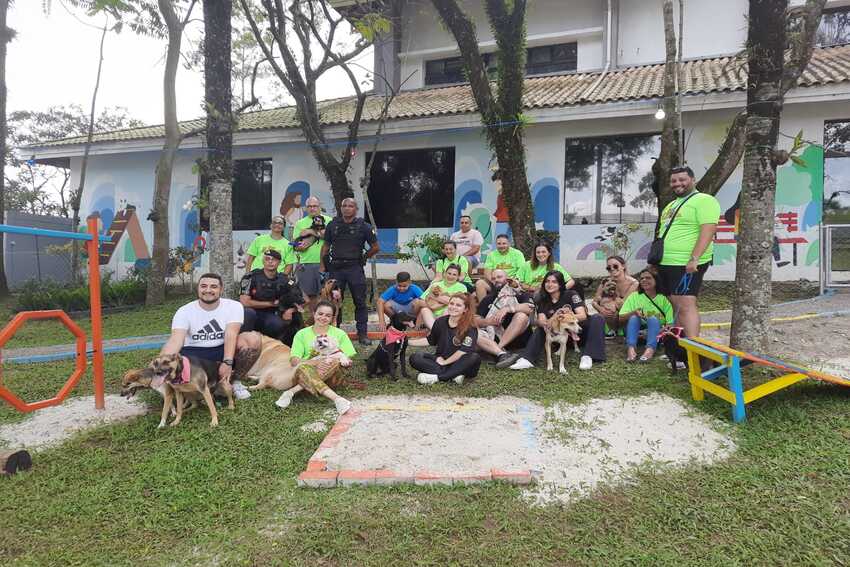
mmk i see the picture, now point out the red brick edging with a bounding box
[297,408,536,488]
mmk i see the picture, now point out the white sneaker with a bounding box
[334,397,352,416]
[675,361,687,370]
[579,355,593,370]
[452,375,465,385]
[417,373,439,385]
[275,393,293,409]
[509,358,534,370]
[232,381,251,400]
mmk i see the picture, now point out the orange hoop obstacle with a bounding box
[0,216,106,412]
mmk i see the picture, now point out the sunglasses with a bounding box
[605,265,621,271]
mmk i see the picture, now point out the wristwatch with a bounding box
[222,358,234,367]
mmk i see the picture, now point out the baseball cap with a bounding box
[264,249,282,260]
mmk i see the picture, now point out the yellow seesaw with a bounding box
[678,336,850,422]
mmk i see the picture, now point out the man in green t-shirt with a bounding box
[245,215,290,272]
[475,234,526,301]
[656,166,721,338]
[288,196,333,312]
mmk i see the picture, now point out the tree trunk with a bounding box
[147,0,186,306]
[729,0,788,351]
[656,0,682,216]
[203,0,234,295]
[0,0,10,296]
[431,0,536,256]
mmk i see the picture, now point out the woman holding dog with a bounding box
[414,264,468,330]
[497,270,606,372]
[618,269,674,362]
[274,300,356,416]
[592,255,639,336]
[409,293,481,385]
[517,242,575,293]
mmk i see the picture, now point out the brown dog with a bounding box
[544,307,582,374]
[121,360,232,416]
[598,277,619,314]
[244,335,298,391]
[147,354,233,428]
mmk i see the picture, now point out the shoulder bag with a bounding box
[647,192,698,265]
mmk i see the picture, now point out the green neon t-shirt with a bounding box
[483,247,526,278]
[618,292,674,325]
[658,192,721,266]
[292,214,333,264]
[290,325,356,360]
[421,280,468,316]
[246,234,290,272]
[435,255,471,283]
[517,261,571,287]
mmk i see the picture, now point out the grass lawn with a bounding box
[1,340,849,565]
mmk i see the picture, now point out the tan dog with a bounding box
[598,277,619,314]
[245,335,298,391]
[423,285,445,311]
[121,364,229,415]
[544,307,582,374]
[147,354,233,428]
[311,334,352,366]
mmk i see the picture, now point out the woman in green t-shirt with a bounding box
[274,300,357,416]
[617,269,674,362]
[517,242,575,293]
[433,240,473,291]
[414,264,468,330]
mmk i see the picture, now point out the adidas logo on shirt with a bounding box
[191,319,225,342]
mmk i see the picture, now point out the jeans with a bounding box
[409,351,482,382]
[625,315,661,349]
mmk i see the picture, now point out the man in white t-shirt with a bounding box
[450,215,484,269]
[161,273,261,398]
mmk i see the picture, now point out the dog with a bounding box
[658,325,688,375]
[290,215,327,251]
[244,335,298,391]
[319,277,344,324]
[423,284,445,311]
[121,364,230,415]
[311,334,352,366]
[544,307,582,374]
[597,277,619,314]
[366,311,415,380]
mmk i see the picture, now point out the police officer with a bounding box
[320,197,380,345]
[239,249,305,346]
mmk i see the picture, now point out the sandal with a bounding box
[639,349,656,363]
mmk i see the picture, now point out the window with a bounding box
[424,42,577,86]
[232,158,272,230]
[824,119,850,224]
[365,147,455,228]
[563,134,661,225]
[817,7,850,47]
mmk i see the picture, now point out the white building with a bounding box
[27,0,850,282]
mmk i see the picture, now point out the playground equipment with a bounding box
[0,217,108,412]
[679,336,850,422]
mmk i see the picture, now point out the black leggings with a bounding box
[518,313,607,364]
[409,351,482,382]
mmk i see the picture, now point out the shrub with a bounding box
[13,274,147,313]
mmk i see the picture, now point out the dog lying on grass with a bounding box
[366,311,415,380]
[544,307,582,374]
[244,334,297,391]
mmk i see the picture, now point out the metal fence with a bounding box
[2,212,75,288]
[821,223,850,292]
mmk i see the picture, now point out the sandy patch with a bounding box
[313,394,734,502]
[0,395,148,450]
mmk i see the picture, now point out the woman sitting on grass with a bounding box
[592,255,639,337]
[274,300,356,416]
[409,293,481,385]
[413,264,468,330]
[618,268,674,362]
[517,241,575,293]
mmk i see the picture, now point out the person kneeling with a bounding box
[274,300,355,417]
[240,249,305,347]
[408,293,481,385]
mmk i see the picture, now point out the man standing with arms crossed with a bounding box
[450,215,484,270]
[321,197,380,345]
[656,166,721,339]
[289,196,333,314]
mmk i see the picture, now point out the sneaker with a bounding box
[509,358,534,370]
[579,355,593,370]
[334,397,352,416]
[604,330,616,340]
[232,381,251,400]
[358,335,372,346]
[452,375,465,385]
[417,373,439,385]
[675,361,687,371]
[495,352,521,369]
[275,393,292,409]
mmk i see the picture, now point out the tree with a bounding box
[239,0,389,213]
[0,0,12,296]
[202,0,234,296]
[729,0,827,351]
[430,0,537,256]
[654,0,683,214]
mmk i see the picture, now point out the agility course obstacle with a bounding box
[0,217,109,412]
[679,336,850,422]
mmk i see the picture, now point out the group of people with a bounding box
[160,165,719,409]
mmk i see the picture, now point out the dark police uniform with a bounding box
[323,215,377,337]
[240,268,304,346]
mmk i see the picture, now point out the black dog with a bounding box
[658,326,688,375]
[366,312,415,380]
[277,277,306,347]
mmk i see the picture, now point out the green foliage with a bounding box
[596,223,653,261]
[351,13,392,42]
[13,272,146,313]
[397,232,446,280]
[534,229,559,247]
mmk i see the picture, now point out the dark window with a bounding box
[563,134,661,225]
[424,42,577,86]
[365,147,455,228]
[232,158,272,230]
[817,7,850,47]
[824,119,850,224]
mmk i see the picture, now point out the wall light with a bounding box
[654,106,666,120]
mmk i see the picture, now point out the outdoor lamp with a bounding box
[654,106,666,120]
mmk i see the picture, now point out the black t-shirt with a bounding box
[240,269,302,312]
[477,285,534,317]
[535,290,585,319]
[427,315,478,358]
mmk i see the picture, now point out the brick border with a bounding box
[298,407,536,489]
